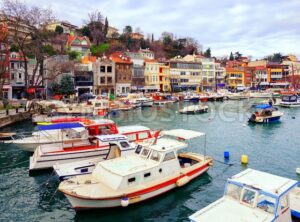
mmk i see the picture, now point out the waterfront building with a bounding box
[0,25,11,99]
[200,58,215,90]
[9,51,26,99]
[126,49,155,92]
[226,61,246,88]
[144,60,160,92]
[281,60,300,89]
[169,56,202,92]
[215,62,226,89]
[110,52,133,96]
[93,57,115,95]
[74,59,94,96]
[158,63,171,92]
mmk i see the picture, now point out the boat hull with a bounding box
[61,162,211,210]
[248,115,282,123]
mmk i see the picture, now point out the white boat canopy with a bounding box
[230,168,298,197]
[162,129,205,140]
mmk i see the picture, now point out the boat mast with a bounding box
[292,63,295,90]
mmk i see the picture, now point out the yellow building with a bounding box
[144,60,160,92]
[158,64,171,92]
[226,68,244,88]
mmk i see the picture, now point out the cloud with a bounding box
[25,0,300,58]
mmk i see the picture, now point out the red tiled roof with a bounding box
[110,52,132,64]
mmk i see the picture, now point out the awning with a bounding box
[162,129,205,139]
[270,82,289,86]
[3,85,11,89]
[143,86,160,90]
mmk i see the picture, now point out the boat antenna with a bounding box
[152,129,162,145]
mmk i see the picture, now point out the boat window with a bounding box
[226,183,242,201]
[128,177,136,183]
[144,172,151,178]
[257,194,276,214]
[150,150,161,162]
[126,133,137,142]
[120,141,130,148]
[135,145,142,154]
[99,126,111,135]
[163,151,176,162]
[138,132,148,140]
[241,188,257,207]
[141,148,150,158]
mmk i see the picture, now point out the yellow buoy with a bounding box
[241,155,248,164]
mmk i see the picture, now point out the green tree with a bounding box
[103,17,109,39]
[9,44,19,52]
[123,25,132,34]
[234,51,242,60]
[229,52,234,61]
[55,25,64,34]
[163,36,172,46]
[80,25,91,39]
[90,43,110,56]
[268,53,282,63]
[68,51,80,61]
[43,44,56,56]
[204,48,211,58]
[51,82,61,95]
[59,75,74,96]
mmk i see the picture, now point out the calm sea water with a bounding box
[0,100,300,222]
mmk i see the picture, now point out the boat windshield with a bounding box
[256,193,276,214]
[150,150,161,162]
[226,183,243,201]
[140,148,150,158]
[241,188,257,207]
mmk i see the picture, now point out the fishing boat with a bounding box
[29,134,137,172]
[248,105,283,123]
[280,94,300,108]
[58,129,213,209]
[179,104,208,114]
[5,119,118,152]
[189,168,299,222]
[53,135,137,180]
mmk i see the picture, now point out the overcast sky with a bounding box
[26,0,300,59]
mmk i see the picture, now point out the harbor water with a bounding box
[0,100,300,222]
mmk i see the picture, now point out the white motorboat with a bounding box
[53,135,137,180]
[179,104,208,114]
[290,187,300,219]
[250,91,273,98]
[248,106,283,123]
[132,97,154,107]
[189,168,299,222]
[280,94,300,108]
[296,168,300,174]
[29,134,136,172]
[58,129,213,209]
[5,119,118,152]
[227,92,249,100]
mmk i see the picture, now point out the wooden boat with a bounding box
[179,104,208,114]
[248,106,283,123]
[58,129,213,209]
[29,134,136,172]
[189,169,298,222]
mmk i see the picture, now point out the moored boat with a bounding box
[53,135,137,180]
[58,129,213,209]
[248,106,283,123]
[29,134,136,172]
[179,104,208,114]
[189,168,299,222]
[280,94,300,108]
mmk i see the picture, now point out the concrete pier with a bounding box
[0,108,32,128]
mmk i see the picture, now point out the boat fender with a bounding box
[121,196,129,207]
[176,176,190,187]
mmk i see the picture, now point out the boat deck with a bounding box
[291,187,300,218]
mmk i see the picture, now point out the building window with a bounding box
[100,66,105,72]
[100,77,105,84]
[107,66,112,73]
[107,77,112,84]
[19,73,22,79]
[11,62,15,69]
[11,73,14,80]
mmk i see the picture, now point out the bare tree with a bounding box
[87,10,105,45]
[1,0,55,96]
[0,21,9,102]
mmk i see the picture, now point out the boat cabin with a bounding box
[92,129,206,191]
[117,125,153,142]
[189,169,299,222]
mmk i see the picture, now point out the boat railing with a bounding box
[9,131,34,141]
